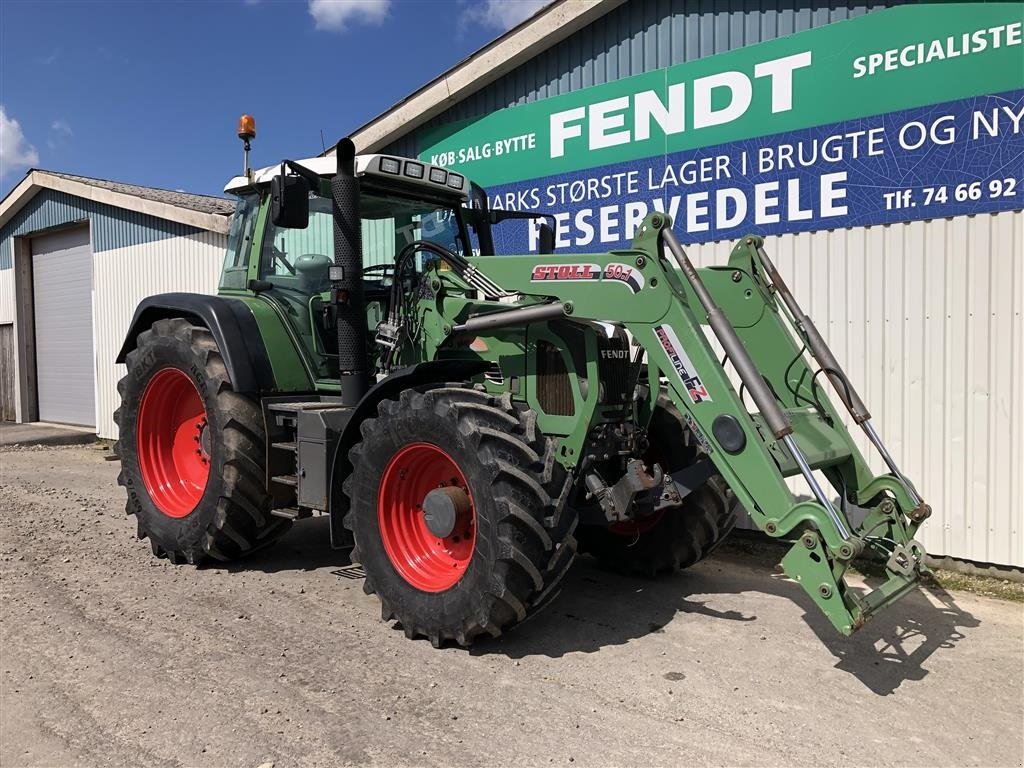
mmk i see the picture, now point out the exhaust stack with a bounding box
[331,138,369,404]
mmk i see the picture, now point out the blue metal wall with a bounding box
[1,189,208,269]
[384,0,902,158]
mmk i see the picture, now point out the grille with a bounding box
[597,335,631,405]
[536,340,574,416]
[484,362,504,386]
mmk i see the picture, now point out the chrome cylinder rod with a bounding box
[662,228,792,439]
[782,434,851,541]
[755,244,923,507]
[662,227,850,542]
[863,420,923,506]
[755,246,870,422]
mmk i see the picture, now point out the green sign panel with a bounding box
[420,3,1024,188]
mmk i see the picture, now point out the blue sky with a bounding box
[0,0,546,199]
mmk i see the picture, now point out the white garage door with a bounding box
[32,227,95,427]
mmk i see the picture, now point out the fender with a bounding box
[116,293,286,394]
[327,358,492,548]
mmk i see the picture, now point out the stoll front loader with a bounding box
[114,119,932,647]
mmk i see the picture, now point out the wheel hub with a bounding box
[422,485,471,538]
[198,421,211,461]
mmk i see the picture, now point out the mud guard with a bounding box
[116,293,282,394]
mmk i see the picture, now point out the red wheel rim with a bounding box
[136,368,211,518]
[378,443,475,592]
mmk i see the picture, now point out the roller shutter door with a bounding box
[31,227,95,426]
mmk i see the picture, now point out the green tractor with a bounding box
[114,120,932,646]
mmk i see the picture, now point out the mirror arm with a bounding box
[280,159,322,188]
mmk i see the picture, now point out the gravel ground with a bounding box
[1,444,1021,768]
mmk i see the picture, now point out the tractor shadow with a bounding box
[221,519,981,695]
[226,515,354,574]
[472,546,980,696]
[785,569,980,695]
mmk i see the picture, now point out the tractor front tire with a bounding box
[577,397,737,577]
[114,318,290,564]
[344,386,576,647]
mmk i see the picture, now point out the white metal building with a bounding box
[0,170,232,438]
[329,0,1023,569]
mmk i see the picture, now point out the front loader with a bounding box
[114,120,931,646]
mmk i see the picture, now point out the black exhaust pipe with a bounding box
[331,138,368,405]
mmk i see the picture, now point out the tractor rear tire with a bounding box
[114,318,290,564]
[344,385,576,647]
[577,396,737,577]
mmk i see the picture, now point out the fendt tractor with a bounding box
[114,116,932,647]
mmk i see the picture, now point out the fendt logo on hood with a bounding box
[655,324,712,404]
[530,262,646,293]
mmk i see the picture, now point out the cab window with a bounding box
[258,190,467,290]
[219,193,258,290]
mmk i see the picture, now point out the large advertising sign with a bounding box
[419,3,1024,253]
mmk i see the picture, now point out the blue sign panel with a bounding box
[485,91,1024,253]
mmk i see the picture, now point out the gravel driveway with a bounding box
[1,444,1021,768]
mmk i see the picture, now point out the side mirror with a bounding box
[537,222,556,254]
[271,173,310,229]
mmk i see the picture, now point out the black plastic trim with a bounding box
[712,413,747,455]
[116,293,286,394]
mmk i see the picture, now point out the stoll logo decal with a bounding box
[530,262,646,293]
[655,325,711,404]
[530,263,601,282]
[421,3,1024,253]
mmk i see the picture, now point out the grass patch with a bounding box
[716,534,1024,603]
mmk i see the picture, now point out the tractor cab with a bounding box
[220,153,482,381]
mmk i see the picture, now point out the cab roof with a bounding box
[224,154,470,201]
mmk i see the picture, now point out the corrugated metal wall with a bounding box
[93,233,226,439]
[0,194,227,437]
[0,269,19,422]
[0,268,14,324]
[1,189,211,269]
[268,215,397,269]
[385,0,904,158]
[377,0,1020,567]
[684,211,1023,568]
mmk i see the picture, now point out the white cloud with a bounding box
[462,0,549,31]
[51,119,73,136]
[0,106,39,179]
[308,0,391,32]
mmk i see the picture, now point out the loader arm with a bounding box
[461,213,930,635]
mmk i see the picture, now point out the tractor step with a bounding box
[271,441,297,452]
[271,506,311,520]
[267,401,343,414]
[271,474,298,487]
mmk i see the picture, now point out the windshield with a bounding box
[219,193,258,290]
[258,190,467,291]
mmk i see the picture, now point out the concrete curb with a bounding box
[0,422,98,448]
